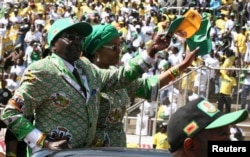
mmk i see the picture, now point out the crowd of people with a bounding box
[0,0,249,157]
[0,0,250,111]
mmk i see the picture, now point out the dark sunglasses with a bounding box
[61,34,85,41]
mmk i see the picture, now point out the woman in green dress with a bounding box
[82,24,199,147]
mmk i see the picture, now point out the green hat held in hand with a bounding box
[186,18,212,56]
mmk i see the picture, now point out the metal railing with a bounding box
[124,65,250,144]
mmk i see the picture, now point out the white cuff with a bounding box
[24,128,43,150]
[142,51,156,65]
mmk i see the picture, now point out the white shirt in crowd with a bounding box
[141,24,154,43]
[10,64,26,79]
[194,69,208,96]
[0,17,9,28]
[24,31,41,43]
[34,19,46,29]
[204,54,220,79]
[163,102,177,118]
[10,15,23,24]
[140,100,156,117]
[225,18,235,32]
[6,78,20,92]
[121,52,134,65]
[0,27,6,37]
[168,52,183,66]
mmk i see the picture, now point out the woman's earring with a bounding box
[97,55,100,62]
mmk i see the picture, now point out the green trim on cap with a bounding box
[205,109,248,129]
[47,18,92,47]
[166,17,184,35]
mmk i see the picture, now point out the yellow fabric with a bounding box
[80,4,93,15]
[157,21,168,32]
[9,12,18,19]
[153,132,170,150]
[222,56,235,68]
[44,0,55,2]
[1,30,14,55]
[168,14,176,20]
[139,7,145,17]
[110,1,117,14]
[220,56,235,75]
[157,105,165,119]
[215,19,226,31]
[192,57,203,67]
[153,1,159,7]
[162,14,170,22]
[20,4,45,19]
[44,23,52,32]
[19,7,29,17]
[127,143,140,148]
[245,30,250,38]
[9,25,19,44]
[119,27,128,38]
[115,1,124,14]
[222,0,233,4]
[152,16,158,25]
[175,9,202,38]
[219,72,237,95]
[221,10,229,16]
[72,5,79,15]
[181,71,195,90]
[111,21,120,30]
[57,7,65,15]
[235,33,247,54]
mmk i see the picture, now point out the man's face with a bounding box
[53,29,84,63]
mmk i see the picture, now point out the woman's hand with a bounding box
[159,46,200,88]
[147,33,173,58]
[179,47,200,71]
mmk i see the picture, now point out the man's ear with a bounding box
[50,42,56,52]
[50,40,55,47]
[183,138,196,156]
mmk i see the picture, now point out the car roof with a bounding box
[32,147,172,157]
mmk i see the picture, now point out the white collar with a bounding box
[62,58,74,72]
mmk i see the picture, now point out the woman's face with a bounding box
[94,37,121,68]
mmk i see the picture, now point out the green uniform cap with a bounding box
[47,18,92,47]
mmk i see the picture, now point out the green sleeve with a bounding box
[1,63,49,141]
[126,75,160,101]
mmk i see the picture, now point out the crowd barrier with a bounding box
[124,65,249,145]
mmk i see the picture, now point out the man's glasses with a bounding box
[103,45,121,51]
[61,34,85,41]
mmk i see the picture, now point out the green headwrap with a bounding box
[82,24,120,61]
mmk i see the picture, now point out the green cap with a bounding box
[166,9,202,38]
[47,18,92,47]
[167,97,248,152]
[205,109,248,129]
[186,19,212,56]
[82,24,120,61]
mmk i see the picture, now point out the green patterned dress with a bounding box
[93,66,160,147]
